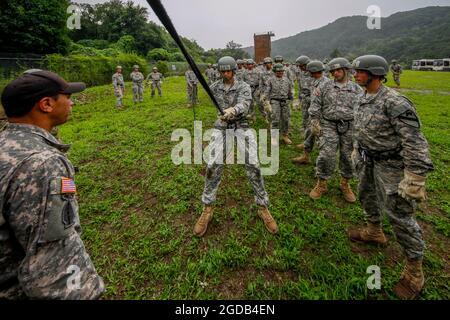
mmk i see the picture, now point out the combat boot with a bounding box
[193,205,213,237]
[340,178,357,203]
[292,152,310,165]
[348,222,388,246]
[393,259,425,299]
[309,179,328,200]
[257,206,279,234]
[296,143,304,150]
[281,135,292,145]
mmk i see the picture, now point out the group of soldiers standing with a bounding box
[195,54,433,300]
[112,65,164,108]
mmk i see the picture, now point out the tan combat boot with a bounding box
[257,206,279,234]
[296,143,304,150]
[281,135,292,145]
[340,178,357,203]
[393,259,425,299]
[309,179,328,200]
[193,205,213,237]
[348,222,388,246]
[292,152,310,165]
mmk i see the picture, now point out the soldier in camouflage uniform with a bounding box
[185,67,198,107]
[211,64,221,83]
[264,63,293,145]
[390,60,403,87]
[0,70,104,299]
[205,63,215,85]
[292,60,330,165]
[350,55,434,300]
[146,67,164,98]
[112,65,125,108]
[235,59,246,82]
[258,57,275,123]
[130,65,144,103]
[193,56,278,237]
[243,59,266,122]
[0,104,7,132]
[308,58,363,202]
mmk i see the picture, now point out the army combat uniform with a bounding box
[112,72,125,107]
[130,70,145,103]
[243,67,266,119]
[147,71,164,97]
[264,74,293,136]
[185,70,198,106]
[309,79,363,180]
[390,63,403,86]
[0,124,105,299]
[353,85,434,260]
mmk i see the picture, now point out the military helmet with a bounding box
[352,55,389,76]
[392,59,397,63]
[236,59,244,65]
[23,69,43,74]
[273,63,285,72]
[133,65,139,69]
[263,57,273,64]
[116,65,122,70]
[274,55,284,63]
[153,67,158,70]
[218,56,237,71]
[246,59,255,65]
[295,55,311,66]
[213,64,218,68]
[306,60,325,73]
[328,57,352,71]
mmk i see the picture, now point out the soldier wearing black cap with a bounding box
[0,70,105,299]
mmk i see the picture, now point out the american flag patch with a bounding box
[61,177,77,193]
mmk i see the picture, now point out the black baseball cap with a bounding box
[1,70,86,117]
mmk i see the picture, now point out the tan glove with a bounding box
[292,99,300,109]
[259,94,266,104]
[264,100,272,113]
[310,119,321,137]
[398,170,427,202]
[220,107,237,122]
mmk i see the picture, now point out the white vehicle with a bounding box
[433,59,444,71]
[412,60,420,71]
[442,58,450,72]
[417,59,435,71]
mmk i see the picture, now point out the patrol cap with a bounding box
[1,70,86,117]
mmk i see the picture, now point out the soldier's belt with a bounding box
[358,146,402,163]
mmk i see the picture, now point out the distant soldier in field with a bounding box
[0,104,7,133]
[146,67,164,98]
[130,65,144,104]
[185,66,198,107]
[263,63,293,145]
[308,58,362,202]
[112,65,125,108]
[210,64,221,83]
[351,55,434,300]
[258,57,275,123]
[193,56,278,237]
[205,63,215,85]
[0,70,105,299]
[390,60,403,87]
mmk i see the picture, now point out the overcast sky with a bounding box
[75,0,450,49]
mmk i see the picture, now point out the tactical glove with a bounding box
[311,119,321,137]
[264,100,272,113]
[220,107,237,122]
[398,170,427,202]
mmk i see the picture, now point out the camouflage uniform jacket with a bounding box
[243,69,261,89]
[390,64,403,75]
[185,70,198,85]
[354,85,434,176]
[112,72,124,90]
[309,80,363,121]
[0,124,105,299]
[130,71,144,84]
[264,76,293,101]
[210,78,252,129]
[146,72,164,83]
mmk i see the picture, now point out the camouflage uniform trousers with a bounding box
[316,120,353,180]
[151,81,162,97]
[270,99,290,136]
[202,127,270,207]
[187,83,198,105]
[393,74,401,86]
[132,82,144,103]
[300,96,316,153]
[355,156,425,260]
[114,87,124,107]
[248,87,266,119]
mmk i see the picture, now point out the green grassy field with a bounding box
[61,70,449,299]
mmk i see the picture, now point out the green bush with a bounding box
[147,48,170,62]
[45,53,148,87]
[154,61,169,76]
